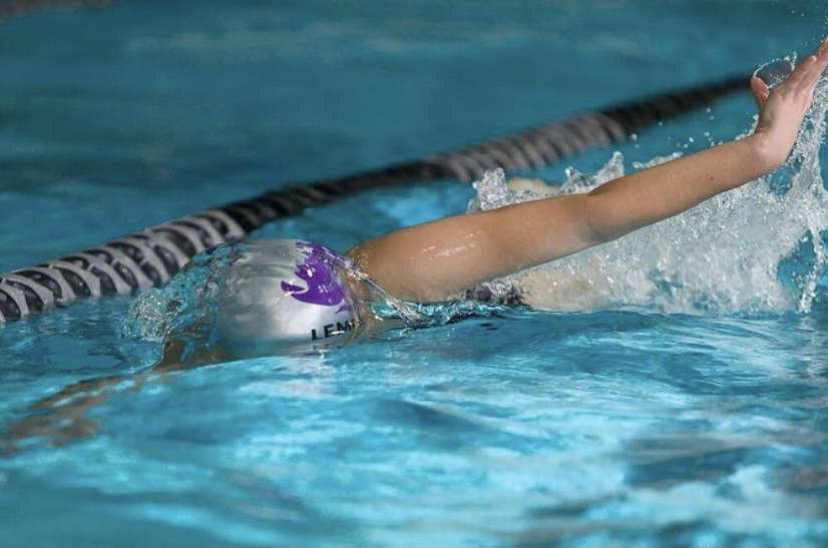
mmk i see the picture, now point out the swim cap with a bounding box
[216,240,356,355]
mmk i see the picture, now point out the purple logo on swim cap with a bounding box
[281,242,349,308]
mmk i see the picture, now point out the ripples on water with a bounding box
[6,304,828,546]
[5,2,828,547]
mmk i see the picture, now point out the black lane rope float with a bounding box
[0,75,749,323]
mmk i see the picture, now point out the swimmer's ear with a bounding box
[751,75,770,109]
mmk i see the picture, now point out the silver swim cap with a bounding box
[217,240,356,355]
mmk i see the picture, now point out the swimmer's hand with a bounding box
[750,36,828,169]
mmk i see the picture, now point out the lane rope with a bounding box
[0,75,748,322]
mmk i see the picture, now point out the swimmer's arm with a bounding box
[581,43,828,245]
[349,39,828,302]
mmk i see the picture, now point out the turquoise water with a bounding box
[4,1,828,546]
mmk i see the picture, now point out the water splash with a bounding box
[754,55,797,90]
[122,246,236,350]
[469,78,828,315]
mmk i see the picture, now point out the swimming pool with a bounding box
[3,0,828,546]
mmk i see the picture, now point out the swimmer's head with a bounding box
[216,240,356,355]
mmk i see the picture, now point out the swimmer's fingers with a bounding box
[751,75,770,108]
[795,56,823,95]
[801,38,828,93]
[785,38,828,98]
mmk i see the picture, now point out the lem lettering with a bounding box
[311,320,354,341]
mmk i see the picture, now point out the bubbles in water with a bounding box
[469,77,828,315]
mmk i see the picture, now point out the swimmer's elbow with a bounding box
[573,194,612,247]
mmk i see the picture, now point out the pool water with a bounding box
[3,0,828,546]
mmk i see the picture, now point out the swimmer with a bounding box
[219,37,828,353]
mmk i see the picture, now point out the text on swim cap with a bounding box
[311,320,355,341]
